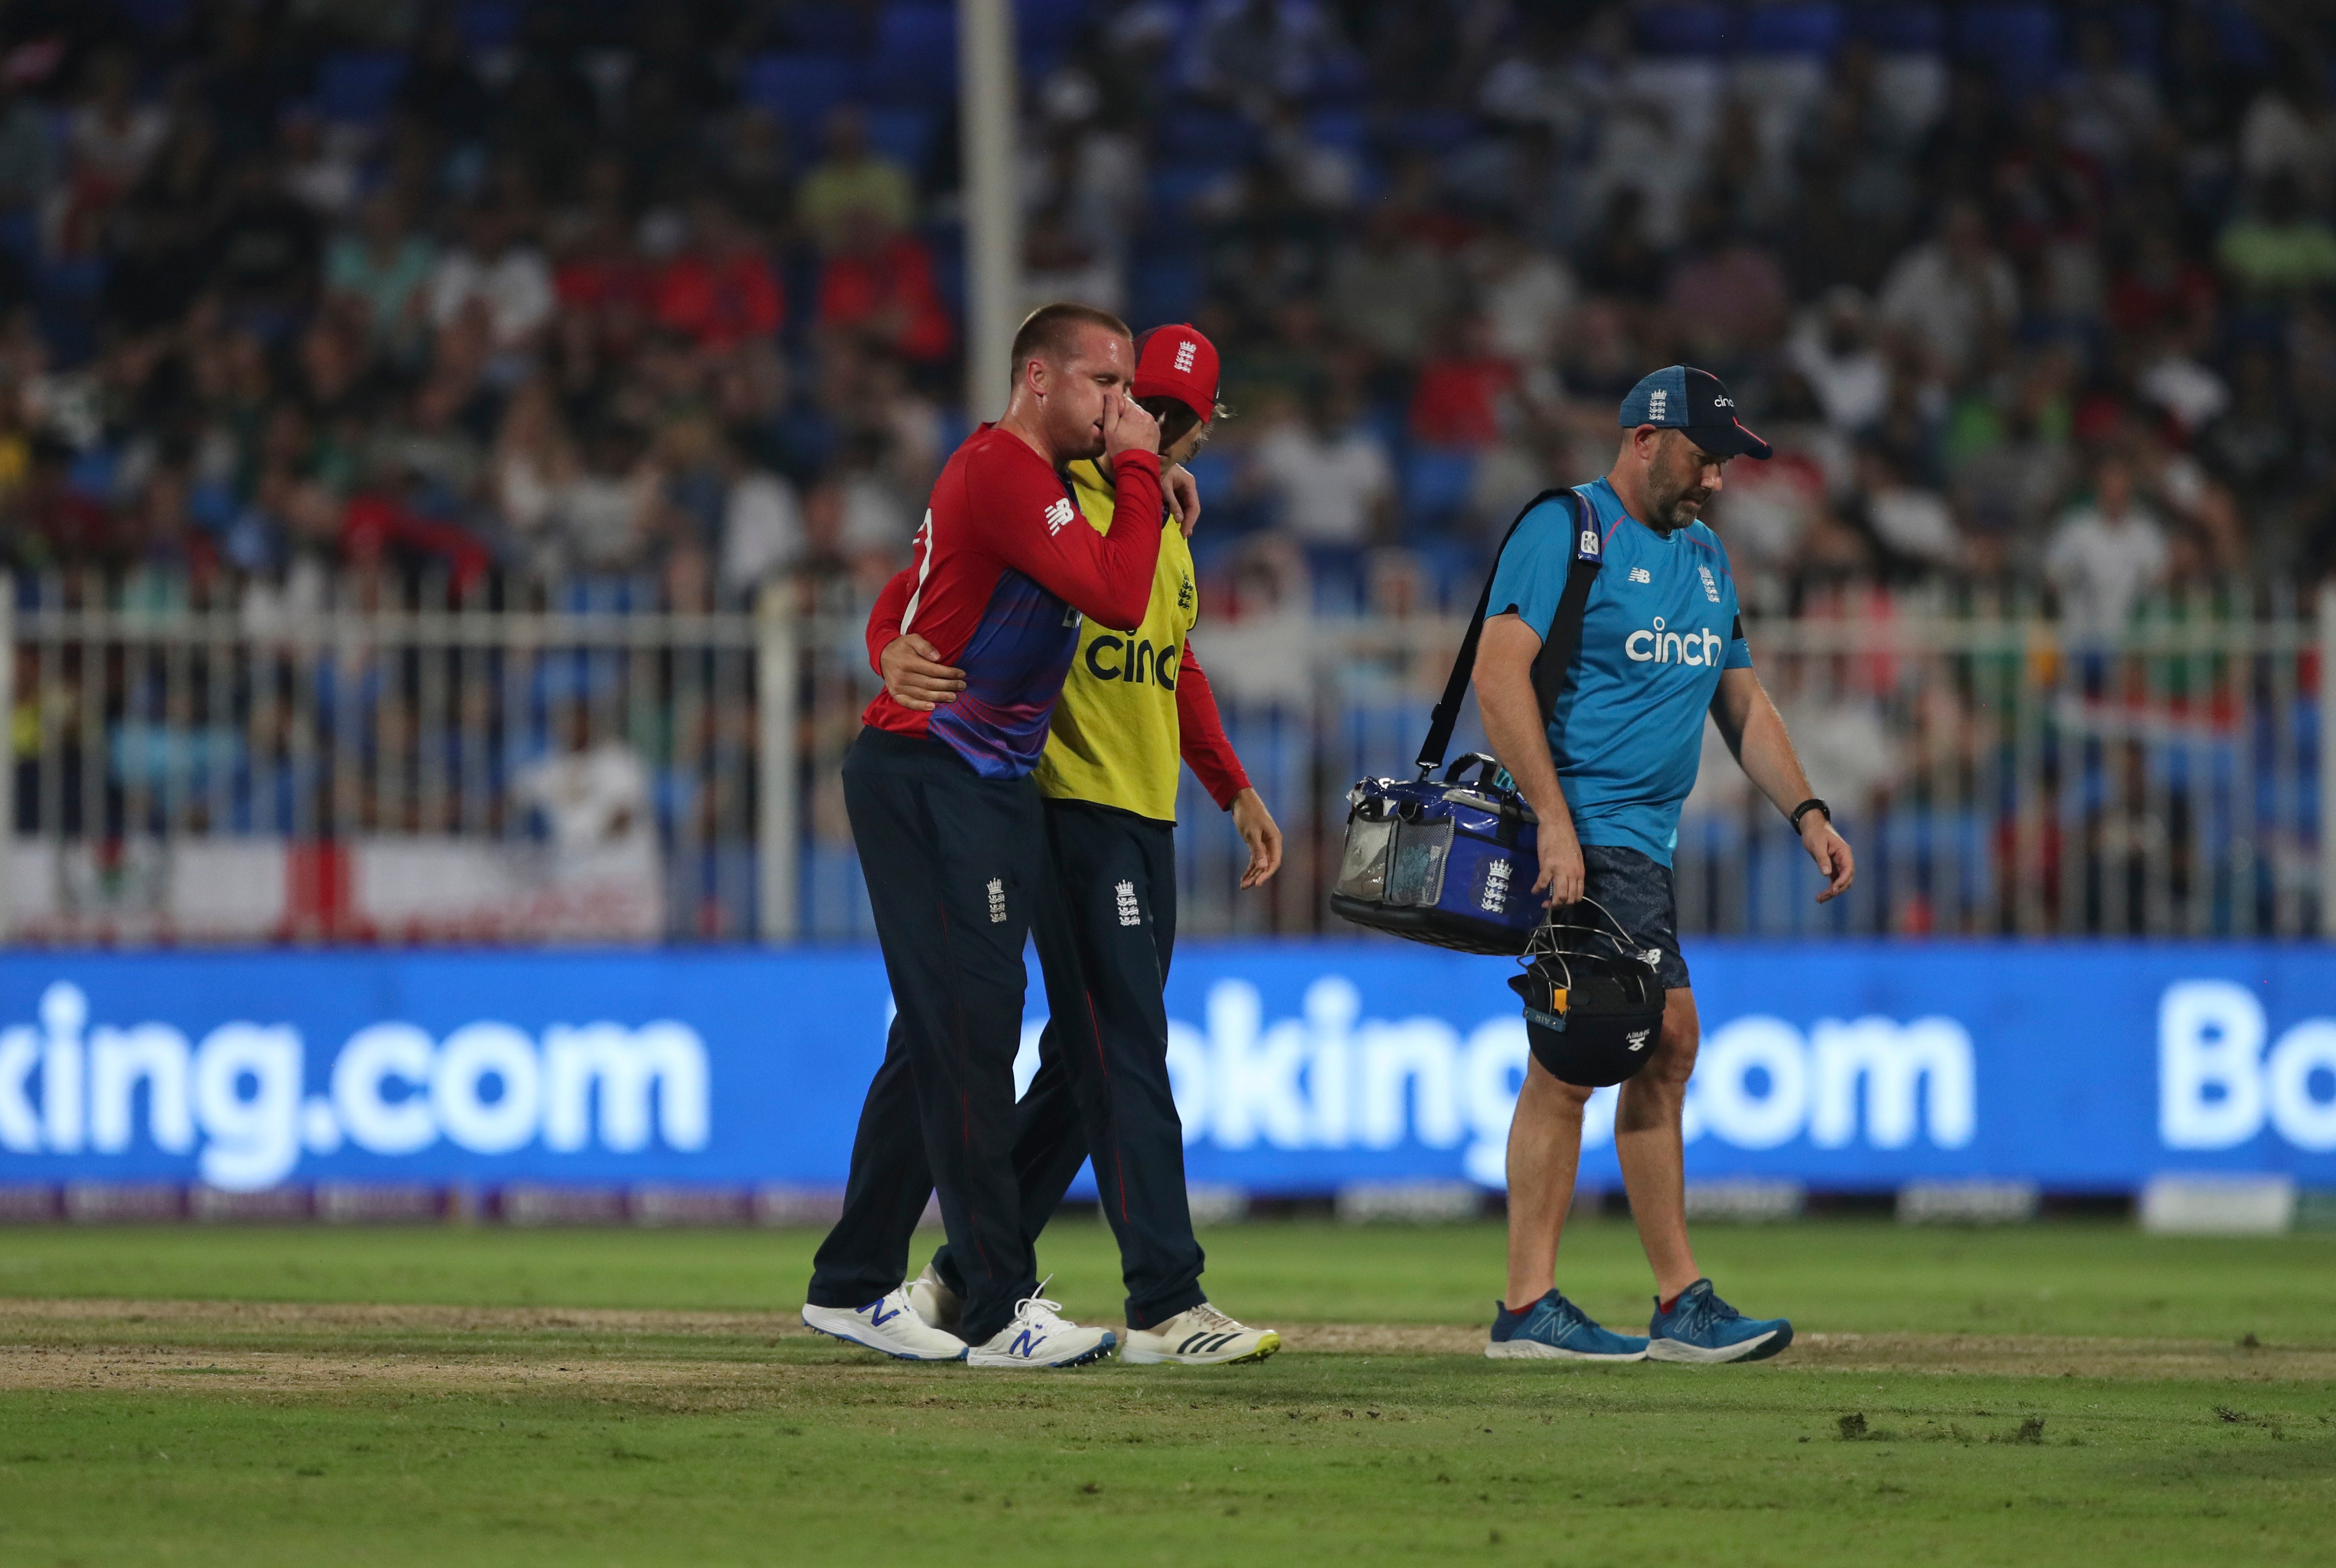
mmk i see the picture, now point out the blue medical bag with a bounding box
[1331,489,1601,956]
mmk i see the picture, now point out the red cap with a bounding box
[1132,324,1219,425]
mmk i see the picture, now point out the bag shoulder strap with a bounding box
[1416,487,1603,774]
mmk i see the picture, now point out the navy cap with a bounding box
[1617,366,1772,460]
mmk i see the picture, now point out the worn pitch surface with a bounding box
[0,1220,2330,1565]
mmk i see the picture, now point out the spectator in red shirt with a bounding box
[651,195,784,351]
[2108,229,2218,339]
[816,208,954,366]
[1409,313,1517,448]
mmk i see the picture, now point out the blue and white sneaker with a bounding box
[803,1289,969,1361]
[1645,1279,1793,1364]
[965,1278,1116,1370]
[1486,1291,1649,1361]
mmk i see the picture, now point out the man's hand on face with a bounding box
[1102,391,1160,461]
[1166,463,1202,536]
[879,634,966,712]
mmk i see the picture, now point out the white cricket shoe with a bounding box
[1122,1301,1282,1366]
[802,1289,968,1361]
[907,1261,963,1334]
[965,1278,1116,1369]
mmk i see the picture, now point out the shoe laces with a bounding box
[1180,1301,1244,1334]
[1007,1274,1070,1332]
[1671,1283,1735,1332]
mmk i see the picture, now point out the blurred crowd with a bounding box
[0,0,2332,633]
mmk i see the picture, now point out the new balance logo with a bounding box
[868,1299,901,1326]
[1043,497,1077,534]
[1011,1329,1043,1357]
[987,878,1007,923]
[1115,880,1142,927]
[1629,567,1652,584]
[1173,340,1197,373]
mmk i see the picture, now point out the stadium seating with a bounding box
[871,3,959,104]
[1847,2,1945,53]
[1954,3,2061,98]
[1740,3,1843,59]
[741,53,863,137]
[315,50,408,126]
[1633,3,1735,58]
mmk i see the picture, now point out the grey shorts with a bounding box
[1577,844,1689,991]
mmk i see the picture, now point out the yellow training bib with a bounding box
[1034,458,1198,822]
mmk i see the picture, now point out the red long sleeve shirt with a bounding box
[860,425,1163,779]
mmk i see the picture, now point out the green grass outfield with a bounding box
[1,1218,2331,1566]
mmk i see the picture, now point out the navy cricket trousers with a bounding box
[932,798,1207,1330]
[806,728,1047,1345]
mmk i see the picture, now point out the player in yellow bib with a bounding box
[873,322,1285,1365]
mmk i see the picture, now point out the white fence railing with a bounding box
[4,576,2332,945]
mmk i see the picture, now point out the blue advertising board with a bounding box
[0,943,2332,1195]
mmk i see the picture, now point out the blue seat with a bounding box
[862,106,935,172]
[872,3,958,103]
[1847,2,1943,53]
[1401,448,1477,533]
[1382,109,1478,153]
[1146,161,1225,217]
[1741,3,1842,58]
[1160,108,1256,166]
[1129,254,1202,328]
[315,50,407,124]
[741,53,861,135]
[2106,4,2159,71]
[1306,108,1367,154]
[114,0,191,34]
[2206,1,2270,70]
[1016,0,1092,38]
[1634,3,1734,57]
[787,3,870,52]
[454,1,519,50]
[1954,3,2060,96]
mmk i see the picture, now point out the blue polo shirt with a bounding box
[1485,477,1751,865]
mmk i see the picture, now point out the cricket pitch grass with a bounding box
[0,1218,2330,1565]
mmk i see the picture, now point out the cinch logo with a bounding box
[1043,497,1076,534]
[1625,616,1725,666]
[1084,635,1180,689]
[0,982,710,1190]
[1172,340,1197,374]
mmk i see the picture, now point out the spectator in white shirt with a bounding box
[2044,457,2170,636]
[1465,215,1575,367]
[1248,388,1394,547]
[1787,287,1891,434]
[428,204,554,352]
[1877,199,2019,378]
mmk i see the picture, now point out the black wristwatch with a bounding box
[1789,798,1831,833]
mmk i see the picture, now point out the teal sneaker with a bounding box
[1646,1279,1792,1363]
[1486,1290,1649,1361]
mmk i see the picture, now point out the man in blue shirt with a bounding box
[1475,366,1855,1365]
